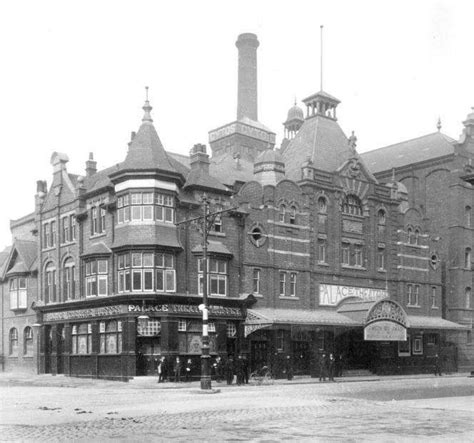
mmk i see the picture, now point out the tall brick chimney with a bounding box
[236,33,259,121]
[85,152,97,177]
[189,143,210,175]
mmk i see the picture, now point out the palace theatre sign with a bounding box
[363,300,409,341]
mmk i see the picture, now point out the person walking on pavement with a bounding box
[242,355,249,384]
[157,356,166,383]
[235,355,244,386]
[434,353,442,376]
[319,353,328,382]
[285,355,294,381]
[185,358,193,382]
[174,356,182,383]
[328,353,336,381]
[214,356,223,383]
[225,356,234,385]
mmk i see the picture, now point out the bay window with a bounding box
[9,277,27,310]
[117,191,174,224]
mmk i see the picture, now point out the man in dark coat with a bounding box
[225,356,234,385]
[174,356,182,382]
[434,353,442,376]
[328,353,336,381]
[235,355,244,385]
[319,353,328,382]
[185,358,193,382]
[242,355,249,384]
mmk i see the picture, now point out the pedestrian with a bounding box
[434,353,442,376]
[214,356,223,382]
[328,353,336,381]
[319,353,328,382]
[185,358,193,382]
[242,355,249,384]
[174,356,182,382]
[157,356,166,383]
[336,354,344,377]
[285,355,293,381]
[235,355,244,385]
[225,355,234,385]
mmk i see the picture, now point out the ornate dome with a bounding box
[286,103,304,122]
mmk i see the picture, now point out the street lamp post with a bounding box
[177,194,237,390]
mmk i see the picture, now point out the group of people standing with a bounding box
[318,353,342,382]
[214,355,250,385]
[157,356,194,383]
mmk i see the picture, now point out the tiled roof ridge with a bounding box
[363,131,455,156]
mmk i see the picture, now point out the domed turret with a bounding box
[283,101,304,140]
[254,148,285,185]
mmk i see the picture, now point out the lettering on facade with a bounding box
[364,320,407,341]
[319,284,387,306]
[127,304,242,318]
[43,305,128,322]
[342,219,363,234]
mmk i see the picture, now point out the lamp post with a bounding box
[177,194,237,390]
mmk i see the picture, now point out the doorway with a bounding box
[250,340,269,372]
[136,337,161,375]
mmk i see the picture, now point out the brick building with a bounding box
[0,33,468,379]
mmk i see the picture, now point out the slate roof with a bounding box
[83,164,121,194]
[81,241,112,257]
[184,168,230,193]
[245,308,360,327]
[0,246,12,278]
[14,240,38,271]
[112,224,182,249]
[282,115,356,181]
[361,132,456,174]
[191,240,233,256]
[408,315,467,330]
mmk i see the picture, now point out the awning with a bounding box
[408,316,468,331]
[244,307,360,337]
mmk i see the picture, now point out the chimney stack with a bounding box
[189,143,210,175]
[236,33,259,121]
[85,152,97,177]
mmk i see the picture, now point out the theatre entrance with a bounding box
[335,329,376,371]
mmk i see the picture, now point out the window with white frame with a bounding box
[252,268,261,294]
[9,277,27,310]
[23,326,33,356]
[431,287,438,308]
[279,271,286,296]
[377,247,385,270]
[341,243,350,265]
[43,222,50,248]
[44,262,56,303]
[62,258,76,300]
[354,246,363,267]
[117,252,175,293]
[208,321,216,332]
[99,320,122,353]
[226,321,237,338]
[318,239,327,263]
[289,272,297,296]
[465,248,472,269]
[71,323,92,354]
[117,191,174,224]
[211,213,222,233]
[178,319,187,332]
[412,336,423,355]
[61,216,69,244]
[51,220,56,246]
[466,287,472,309]
[71,216,76,241]
[407,284,420,307]
[198,258,227,296]
[85,259,108,296]
[9,328,18,355]
[91,207,98,234]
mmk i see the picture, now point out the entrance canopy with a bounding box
[244,308,360,337]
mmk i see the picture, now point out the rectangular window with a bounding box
[50,221,56,247]
[43,223,50,248]
[71,323,92,355]
[198,258,227,296]
[9,278,26,310]
[289,272,297,296]
[279,271,286,296]
[212,214,222,233]
[398,336,411,356]
[431,287,437,308]
[341,243,350,265]
[318,240,326,263]
[253,268,261,294]
[377,248,385,270]
[85,259,108,296]
[100,207,106,233]
[412,336,423,355]
[62,217,69,243]
[354,246,363,267]
[71,216,76,241]
[178,319,187,332]
[91,207,98,235]
[277,330,285,351]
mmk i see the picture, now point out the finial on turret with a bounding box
[142,86,153,123]
[437,117,442,132]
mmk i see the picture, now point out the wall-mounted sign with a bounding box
[319,284,387,306]
[128,304,242,318]
[43,305,128,322]
[364,320,407,341]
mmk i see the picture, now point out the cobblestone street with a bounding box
[0,375,473,441]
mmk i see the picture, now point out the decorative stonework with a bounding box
[366,299,409,327]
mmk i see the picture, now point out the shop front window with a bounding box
[71,323,92,354]
[100,320,122,354]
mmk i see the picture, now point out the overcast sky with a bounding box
[0,0,472,251]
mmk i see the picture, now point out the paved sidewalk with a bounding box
[0,371,469,390]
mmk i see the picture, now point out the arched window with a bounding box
[279,204,286,223]
[342,195,362,216]
[466,287,472,309]
[407,227,413,244]
[414,228,421,245]
[466,206,471,228]
[465,248,472,269]
[24,326,33,356]
[377,209,386,225]
[317,197,327,214]
[44,262,56,303]
[62,258,75,301]
[9,328,18,355]
[289,206,297,225]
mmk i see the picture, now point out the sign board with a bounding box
[128,304,242,318]
[43,305,128,322]
[364,320,407,341]
[319,284,387,306]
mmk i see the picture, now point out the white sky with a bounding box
[0,0,472,251]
